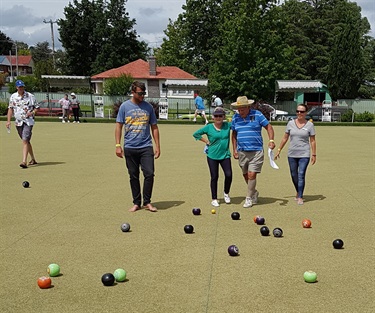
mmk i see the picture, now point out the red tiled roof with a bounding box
[7,55,33,66]
[91,59,197,80]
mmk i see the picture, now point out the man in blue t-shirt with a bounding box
[193,91,208,124]
[231,96,276,208]
[115,81,161,212]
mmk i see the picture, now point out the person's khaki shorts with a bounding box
[238,150,264,173]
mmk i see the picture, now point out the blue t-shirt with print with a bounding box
[231,110,269,151]
[116,99,157,149]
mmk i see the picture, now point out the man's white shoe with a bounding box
[243,197,253,208]
[224,193,231,204]
[62,120,66,123]
[252,191,259,204]
[211,200,220,207]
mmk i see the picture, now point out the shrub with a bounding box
[354,111,374,122]
[0,102,8,115]
[341,109,354,122]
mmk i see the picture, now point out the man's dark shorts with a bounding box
[16,124,33,141]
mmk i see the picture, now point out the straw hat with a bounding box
[231,96,255,108]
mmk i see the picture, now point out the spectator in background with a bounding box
[59,94,71,123]
[6,80,39,168]
[212,95,223,107]
[70,93,80,123]
[193,91,209,124]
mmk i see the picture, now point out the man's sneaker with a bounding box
[73,121,76,123]
[224,193,231,204]
[243,197,253,208]
[252,191,259,204]
[211,200,220,207]
[62,120,66,123]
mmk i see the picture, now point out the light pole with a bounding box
[43,19,58,68]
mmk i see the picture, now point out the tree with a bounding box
[156,0,223,78]
[58,0,148,76]
[209,0,287,100]
[103,74,133,95]
[0,31,12,55]
[327,1,369,99]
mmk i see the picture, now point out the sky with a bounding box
[0,0,374,51]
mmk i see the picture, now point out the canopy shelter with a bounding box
[274,80,331,105]
[41,75,91,88]
[41,75,93,114]
[164,79,208,91]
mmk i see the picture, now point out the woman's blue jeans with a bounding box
[288,157,310,198]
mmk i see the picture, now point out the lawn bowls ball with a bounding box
[121,223,131,232]
[303,271,317,283]
[253,215,261,223]
[256,216,265,225]
[228,245,239,256]
[37,276,52,289]
[211,209,216,214]
[302,219,312,228]
[101,273,115,286]
[113,268,127,282]
[273,227,283,237]
[231,212,240,220]
[47,263,60,277]
[22,181,30,188]
[260,226,270,236]
[192,208,201,215]
[333,239,344,249]
[184,225,194,234]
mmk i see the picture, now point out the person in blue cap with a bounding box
[6,80,39,168]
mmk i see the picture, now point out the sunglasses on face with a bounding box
[296,110,306,113]
[135,91,146,96]
[213,115,224,118]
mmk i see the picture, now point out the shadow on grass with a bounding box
[230,196,289,206]
[229,194,326,206]
[153,200,185,210]
[34,161,66,167]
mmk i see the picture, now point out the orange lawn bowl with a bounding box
[37,276,52,289]
[302,219,312,228]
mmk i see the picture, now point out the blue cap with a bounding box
[15,80,25,87]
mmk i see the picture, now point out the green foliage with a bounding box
[354,111,374,122]
[103,74,133,96]
[7,76,39,93]
[58,0,148,76]
[0,31,13,55]
[340,109,354,122]
[0,102,8,115]
[157,0,374,102]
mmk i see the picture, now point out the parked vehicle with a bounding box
[35,100,64,116]
[307,106,349,121]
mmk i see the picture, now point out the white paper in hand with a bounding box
[268,148,279,169]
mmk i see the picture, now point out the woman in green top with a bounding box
[193,107,232,207]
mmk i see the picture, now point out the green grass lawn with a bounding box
[0,122,374,313]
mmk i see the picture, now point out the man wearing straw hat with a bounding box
[231,96,276,208]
